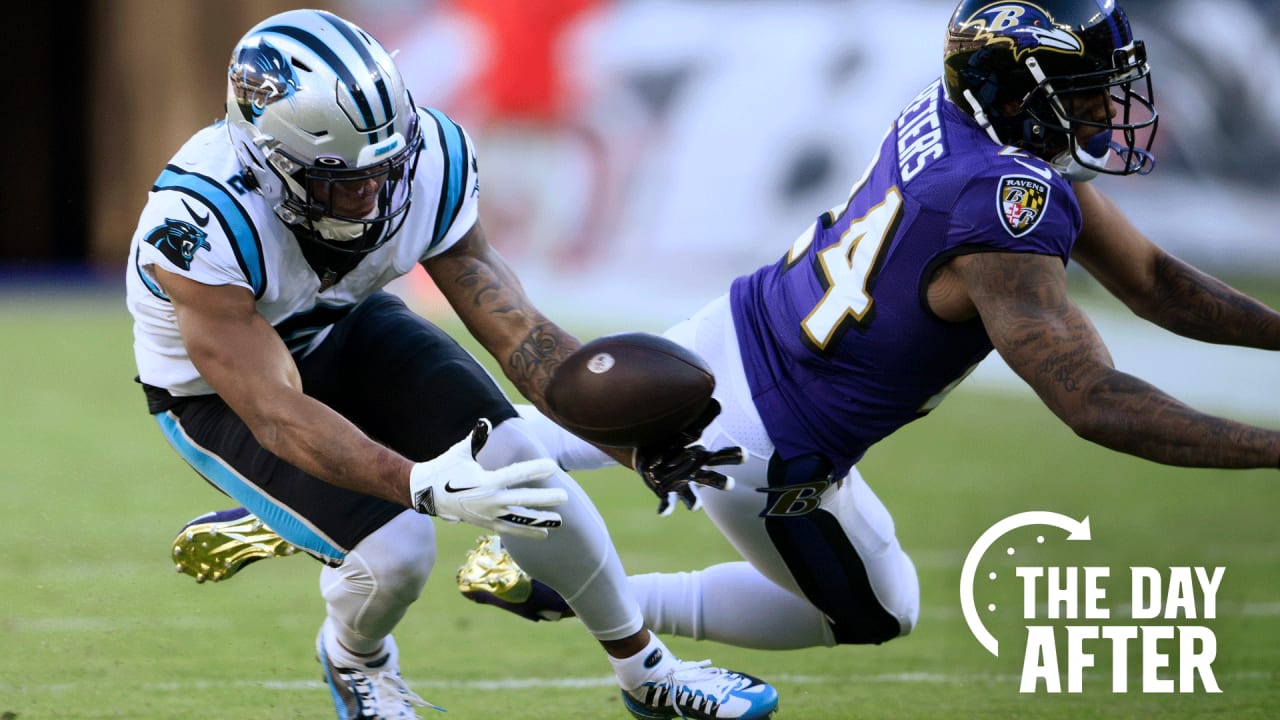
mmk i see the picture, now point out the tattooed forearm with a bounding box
[426,225,582,407]
[955,251,1280,470]
[1148,253,1280,349]
[507,323,578,404]
[444,247,519,318]
[1078,372,1280,468]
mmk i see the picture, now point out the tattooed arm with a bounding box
[423,221,580,412]
[1071,181,1280,349]
[424,222,645,469]
[950,250,1280,468]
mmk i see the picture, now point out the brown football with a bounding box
[545,332,715,448]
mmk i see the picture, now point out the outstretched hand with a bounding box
[410,419,566,539]
[631,400,745,516]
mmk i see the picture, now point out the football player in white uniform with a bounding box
[127,9,776,720]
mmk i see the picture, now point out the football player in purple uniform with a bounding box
[173,0,1280,663]
[454,0,1280,651]
[130,9,776,719]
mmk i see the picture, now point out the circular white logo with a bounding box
[586,353,615,374]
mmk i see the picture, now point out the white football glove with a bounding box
[411,420,566,540]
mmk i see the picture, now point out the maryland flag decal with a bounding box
[998,175,1051,238]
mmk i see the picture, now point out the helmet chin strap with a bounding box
[1047,110,1157,181]
[962,89,1004,146]
[300,200,383,243]
[1026,57,1105,182]
[1050,147,1106,183]
[313,217,369,243]
[964,84,1100,181]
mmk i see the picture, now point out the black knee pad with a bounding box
[759,452,904,645]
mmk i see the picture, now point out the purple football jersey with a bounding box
[731,80,1082,477]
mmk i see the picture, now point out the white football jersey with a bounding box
[126,108,480,398]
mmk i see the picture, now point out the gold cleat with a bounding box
[456,535,532,602]
[171,508,298,583]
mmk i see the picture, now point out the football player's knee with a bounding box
[346,512,436,604]
[828,610,906,646]
[824,546,920,645]
[373,542,434,605]
[894,551,921,637]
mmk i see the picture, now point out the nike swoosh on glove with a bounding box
[411,419,567,539]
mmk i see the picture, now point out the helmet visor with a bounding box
[305,150,414,223]
[269,123,422,253]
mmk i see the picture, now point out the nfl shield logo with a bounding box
[998,175,1051,238]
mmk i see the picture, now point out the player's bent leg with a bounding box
[629,562,836,650]
[475,415,643,638]
[696,449,919,647]
[815,464,920,641]
[318,509,441,717]
[320,509,435,653]
[471,417,779,719]
[798,466,921,638]
[455,535,836,649]
[456,542,779,719]
[758,457,918,644]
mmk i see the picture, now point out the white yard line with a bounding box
[6,670,1272,695]
[13,599,1280,634]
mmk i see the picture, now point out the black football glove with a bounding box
[631,400,745,516]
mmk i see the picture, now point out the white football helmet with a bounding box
[226,9,422,254]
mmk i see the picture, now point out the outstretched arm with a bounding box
[157,266,564,537]
[156,267,415,505]
[1071,181,1280,349]
[424,221,580,413]
[425,229,741,508]
[951,250,1280,469]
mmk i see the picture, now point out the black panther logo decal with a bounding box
[145,218,212,271]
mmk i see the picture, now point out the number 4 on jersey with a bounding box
[795,187,902,351]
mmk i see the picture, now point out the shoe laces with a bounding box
[670,659,733,692]
[643,659,744,717]
[369,667,442,718]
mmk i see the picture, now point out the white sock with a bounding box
[320,617,389,667]
[629,562,837,650]
[607,632,677,690]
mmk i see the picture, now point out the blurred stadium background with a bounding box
[2,1,1277,718]
[7,0,1279,413]
[9,0,1280,309]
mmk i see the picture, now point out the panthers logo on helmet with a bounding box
[998,175,1051,238]
[229,40,299,124]
[959,2,1085,59]
[145,218,212,271]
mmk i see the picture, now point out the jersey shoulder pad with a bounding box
[415,107,479,254]
[137,163,267,296]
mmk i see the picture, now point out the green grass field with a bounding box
[2,291,1277,719]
